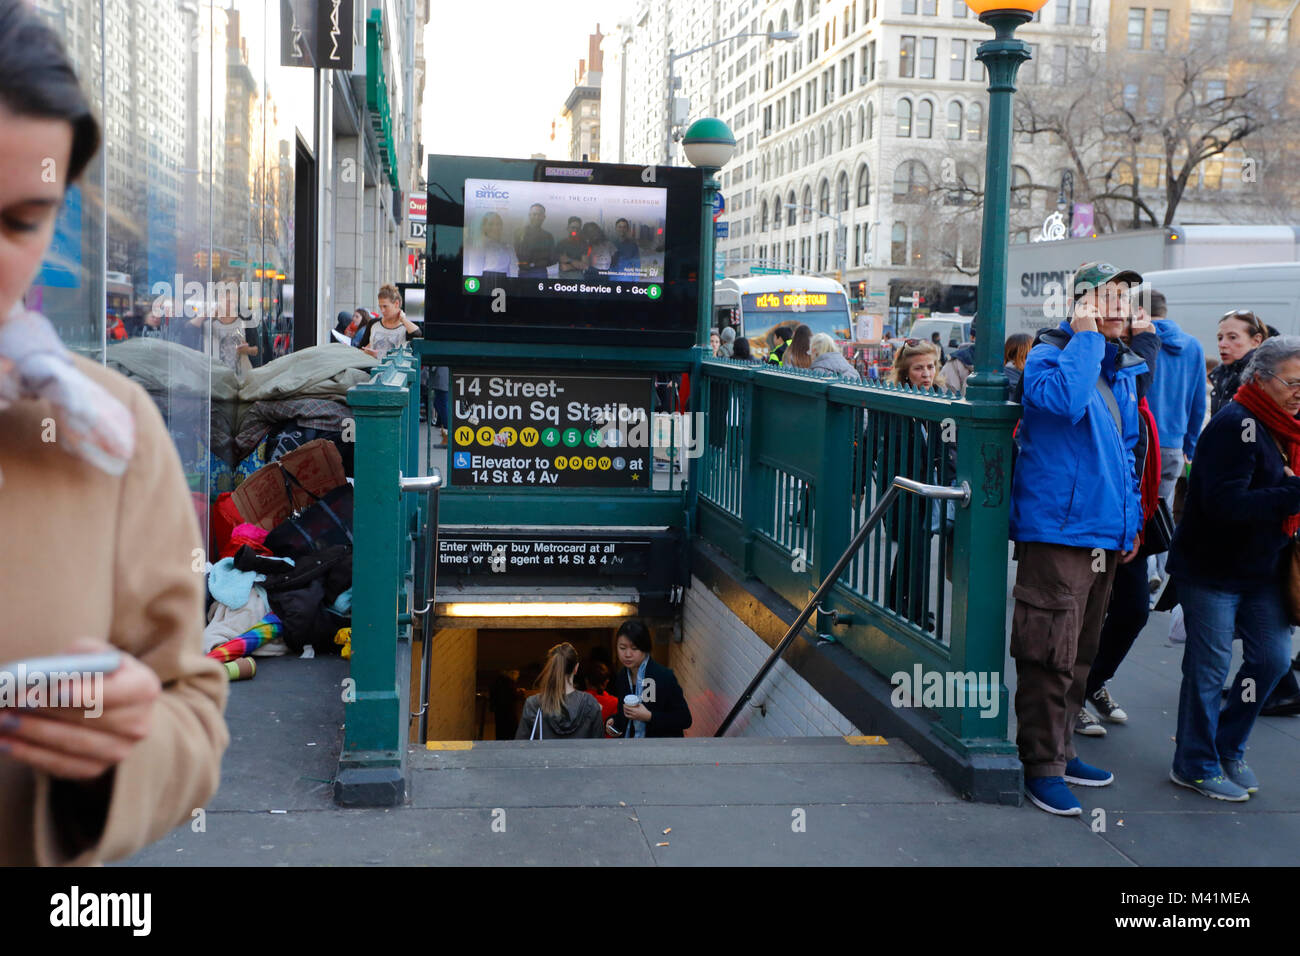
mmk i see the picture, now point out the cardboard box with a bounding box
[231,439,346,530]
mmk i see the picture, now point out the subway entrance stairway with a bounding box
[117,599,1300,867]
[149,343,1292,867]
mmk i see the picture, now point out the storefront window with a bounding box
[29,0,320,549]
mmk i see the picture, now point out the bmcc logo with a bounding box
[475,182,510,200]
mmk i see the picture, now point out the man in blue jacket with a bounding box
[1142,290,1206,580]
[1010,262,1148,816]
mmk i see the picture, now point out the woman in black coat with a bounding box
[606,620,692,738]
[1209,311,1269,415]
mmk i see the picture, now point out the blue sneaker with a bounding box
[1025,776,1083,816]
[1169,769,1250,802]
[1065,757,1114,787]
[1221,759,1260,794]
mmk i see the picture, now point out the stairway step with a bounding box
[412,735,919,772]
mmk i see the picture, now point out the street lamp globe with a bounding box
[963,0,1047,14]
[682,118,736,171]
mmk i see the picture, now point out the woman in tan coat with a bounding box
[0,0,227,865]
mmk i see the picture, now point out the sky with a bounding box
[422,0,631,163]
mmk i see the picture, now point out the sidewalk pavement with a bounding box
[117,596,1300,866]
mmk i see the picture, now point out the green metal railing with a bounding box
[338,347,423,797]
[697,358,1020,757]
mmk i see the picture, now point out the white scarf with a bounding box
[0,304,135,478]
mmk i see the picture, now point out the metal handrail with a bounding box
[714,476,970,737]
[400,471,443,742]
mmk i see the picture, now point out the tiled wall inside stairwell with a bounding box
[675,577,861,738]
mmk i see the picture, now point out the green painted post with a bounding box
[966,11,1031,404]
[683,118,736,552]
[343,377,407,757]
[941,9,1031,752]
[684,165,718,543]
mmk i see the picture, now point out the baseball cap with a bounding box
[1072,262,1142,302]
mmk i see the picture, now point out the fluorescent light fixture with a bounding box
[441,602,638,618]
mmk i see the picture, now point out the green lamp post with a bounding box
[681,118,736,549]
[682,118,737,349]
[963,0,1047,405]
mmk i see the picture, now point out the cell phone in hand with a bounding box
[0,652,122,682]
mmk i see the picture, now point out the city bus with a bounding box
[714,275,853,360]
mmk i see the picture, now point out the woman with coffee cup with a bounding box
[606,620,693,738]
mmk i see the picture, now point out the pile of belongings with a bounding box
[106,339,376,496]
[203,438,355,676]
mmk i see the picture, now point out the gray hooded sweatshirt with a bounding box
[515,690,604,740]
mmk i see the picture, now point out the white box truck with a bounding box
[1005,225,1300,338]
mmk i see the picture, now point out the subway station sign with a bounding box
[450,372,654,488]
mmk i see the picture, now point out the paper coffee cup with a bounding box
[624,694,640,708]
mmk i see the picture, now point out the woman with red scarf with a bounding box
[1167,336,1300,801]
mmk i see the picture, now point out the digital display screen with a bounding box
[426,154,702,348]
[462,178,667,301]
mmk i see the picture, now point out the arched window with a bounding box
[865,101,874,138]
[947,101,963,140]
[787,190,798,225]
[766,20,776,45]
[803,133,811,163]
[966,101,983,141]
[819,125,827,157]
[802,185,813,221]
[891,222,908,265]
[773,193,784,229]
[896,97,912,136]
[1011,165,1032,208]
[837,116,845,151]
[856,164,871,206]
[818,178,831,214]
[893,160,930,203]
[847,111,855,145]
[795,0,804,25]
[837,171,850,211]
[781,10,790,31]
[916,99,933,138]
[760,200,769,232]
[790,141,798,169]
